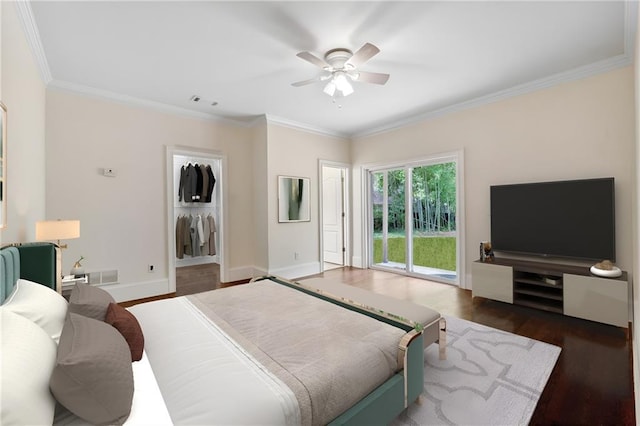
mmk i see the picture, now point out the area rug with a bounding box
[393,316,561,426]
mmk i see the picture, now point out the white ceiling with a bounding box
[25,1,635,137]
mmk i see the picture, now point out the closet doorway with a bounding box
[320,161,349,271]
[166,146,226,294]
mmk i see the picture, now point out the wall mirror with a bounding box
[0,102,6,229]
[278,176,310,222]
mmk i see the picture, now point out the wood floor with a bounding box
[176,264,636,425]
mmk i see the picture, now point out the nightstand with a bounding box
[61,275,88,299]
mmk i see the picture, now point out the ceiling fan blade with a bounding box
[291,77,320,87]
[355,71,390,85]
[345,43,380,68]
[296,51,328,69]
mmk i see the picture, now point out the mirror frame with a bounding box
[0,102,6,229]
[278,175,310,223]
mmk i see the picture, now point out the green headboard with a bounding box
[0,242,60,303]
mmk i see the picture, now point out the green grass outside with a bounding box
[373,236,456,271]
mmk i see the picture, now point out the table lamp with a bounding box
[35,220,80,249]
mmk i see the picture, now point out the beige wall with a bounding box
[44,90,255,299]
[265,123,350,278]
[1,1,46,244]
[252,117,269,274]
[351,67,635,288]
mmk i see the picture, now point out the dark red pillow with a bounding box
[105,303,144,362]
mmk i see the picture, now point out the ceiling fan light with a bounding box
[323,81,337,96]
[334,72,349,90]
[340,82,354,97]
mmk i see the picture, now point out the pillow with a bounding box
[1,308,58,425]
[2,278,68,343]
[68,282,115,321]
[105,302,145,361]
[50,313,134,425]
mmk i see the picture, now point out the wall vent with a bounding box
[87,269,118,285]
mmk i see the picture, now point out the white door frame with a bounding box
[361,150,465,288]
[166,145,228,292]
[319,160,350,272]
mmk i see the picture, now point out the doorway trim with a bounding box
[318,160,350,272]
[166,145,228,292]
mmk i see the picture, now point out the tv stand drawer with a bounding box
[564,274,628,327]
[471,261,512,304]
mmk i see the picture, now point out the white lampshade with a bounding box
[36,220,80,241]
[323,81,337,96]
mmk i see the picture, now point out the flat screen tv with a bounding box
[490,177,615,261]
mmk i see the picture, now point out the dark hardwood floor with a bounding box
[175,263,221,296]
[175,264,635,425]
[310,267,636,426]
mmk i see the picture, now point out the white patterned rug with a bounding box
[393,316,561,426]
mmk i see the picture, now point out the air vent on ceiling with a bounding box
[190,95,218,107]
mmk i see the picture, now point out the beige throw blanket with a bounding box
[188,279,406,425]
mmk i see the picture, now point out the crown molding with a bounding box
[47,80,254,127]
[356,53,633,139]
[264,114,349,139]
[355,1,638,139]
[14,0,52,84]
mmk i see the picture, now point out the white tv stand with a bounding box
[472,258,628,328]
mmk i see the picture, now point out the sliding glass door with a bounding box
[369,154,461,285]
[372,169,406,271]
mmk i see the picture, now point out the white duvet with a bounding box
[129,297,300,425]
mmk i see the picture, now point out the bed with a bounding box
[0,243,445,425]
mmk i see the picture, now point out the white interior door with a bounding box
[323,166,344,265]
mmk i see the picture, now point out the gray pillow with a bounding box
[50,313,133,425]
[68,283,115,321]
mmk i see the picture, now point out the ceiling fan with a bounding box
[292,43,390,98]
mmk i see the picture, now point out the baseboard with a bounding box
[226,265,266,283]
[269,261,321,280]
[465,272,473,291]
[100,278,170,303]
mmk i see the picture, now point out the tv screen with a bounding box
[490,177,615,261]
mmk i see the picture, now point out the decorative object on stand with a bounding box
[71,256,85,278]
[480,241,494,262]
[590,259,622,278]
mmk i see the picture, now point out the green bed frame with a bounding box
[0,242,60,303]
[252,275,430,425]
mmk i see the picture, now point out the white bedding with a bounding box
[129,297,300,425]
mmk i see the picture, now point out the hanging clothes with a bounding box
[175,215,186,259]
[199,164,209,202]
[205,165,216,203]
[201,214,210,253]
[178,163,199,202]
[178,162,217,204]
[190,215,201,256]
[207,214,217,256]
[194,164,203,201]
[183,215,193,256]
